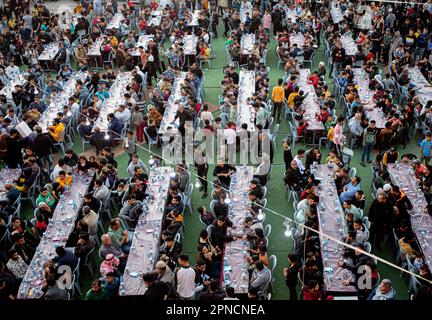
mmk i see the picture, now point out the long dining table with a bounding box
[289,32,306,48]
[120,166,174,296]
[330,1,344,24]
[408,67,432,109]
[158,72,187,135]
[148,10,163,27]
[352,68,387,128]
[0,74,27,100]
[106,13,125,30]
[17,171,94,299]
[221,165,253,294]
[183,35,198,56]
[236,70,256,131]
[240,33,255,56]
[298,69,325,136]
[341,33,358,56]
[314,164,357,295]
[93,71,133,131]
[38,71,88,133]
[38,43,60,62]
[130,35,154,57]
[186,10,201,28]
[0,168,21,202]
[388,162,432,272]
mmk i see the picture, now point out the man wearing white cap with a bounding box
[318,61,326,78]
[376,183,392,197]
[156,260,175,287]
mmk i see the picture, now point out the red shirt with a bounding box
[303,288,322,300]
[36,220,47,232]
[308,74,319,87]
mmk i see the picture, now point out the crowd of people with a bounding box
[0,0,431,302]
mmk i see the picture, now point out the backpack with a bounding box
[365,129,376,144]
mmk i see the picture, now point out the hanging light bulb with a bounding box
[283,217,292,237]
[195,180,201,188]
[225,194,231,204]
[170,172,176,178]
[149,158,155,165]
[257,209,264,221]
[104,133,110,140]
[284,225,291,237]
[66,111,72,117]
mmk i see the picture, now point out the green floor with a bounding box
[17,23,413,299]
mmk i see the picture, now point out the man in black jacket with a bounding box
[210,216,235,251]
[173,105,194,136]
[340,243,376,299]
[160,236,182,271]
[213,196,229,217]
[390,185,413,226]
[368,193,394,251]
[34,126,53,174]
[143,272,168,301]
[249,179,264,199]
[284,160,304,191]
[284,253,300,301]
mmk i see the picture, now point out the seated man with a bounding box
[213,196,229,217]
[48,118,65,143]
[284,160,304,191]
[250,261,272,292]
[74,232,96,260]
[52,246,79,271]
[367,279,396,300]
[99,234,126,260]
[159,235,182,271]
[342,200,362,220]
[127,154,149,177]
[339,176,361,204]
[107,218,133,254]
[248,179,264,199]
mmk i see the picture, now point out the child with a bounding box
[420,131,432,165]
[56,171,72,188]
[297,120,307,137]
[35,213,48,235]
[413,252,424,273]
[263,10,272,34]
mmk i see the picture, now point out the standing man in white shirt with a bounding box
[223,123,237,164]
[114,104,131,124]
[175,255,198,300]
[293,149,306,174]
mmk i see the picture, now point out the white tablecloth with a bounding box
[158,72,187,134]
[222,166,253,294]
[236,71,256,131]
[120,166,174,296]
[352,68,387,128]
